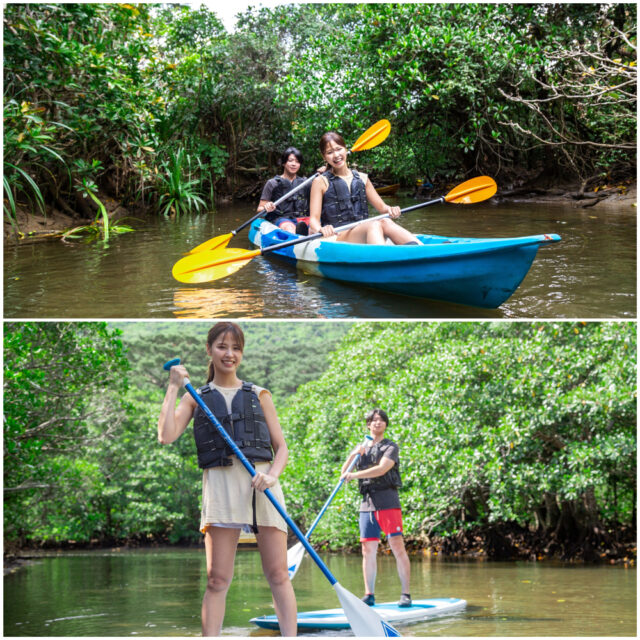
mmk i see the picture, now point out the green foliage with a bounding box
[3,322,130,543]
[156,148,207,217]
[3,2,635,231]
[282,322,636,548]
[62,163,134,242]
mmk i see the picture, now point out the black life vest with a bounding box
[267,176,309,222]
[192,382,273,469]
[357,438,402,496]
[320,169,368,227]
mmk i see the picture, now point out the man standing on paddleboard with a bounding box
[341,409,412,607]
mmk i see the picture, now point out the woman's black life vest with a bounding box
[357,438,402,497]
[192,382,273,469]
[267,176,309,222]
[320,169,368,227]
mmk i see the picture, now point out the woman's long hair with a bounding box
[206,322,245,382]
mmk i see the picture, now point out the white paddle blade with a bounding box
[333,582,401,637]
[286,542,305,580]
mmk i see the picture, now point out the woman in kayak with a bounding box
[259,146,325,234]
[341,409,412,608]
[158,322,296,636]
[309,132,422,245]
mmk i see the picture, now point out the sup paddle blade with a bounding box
[445,176,497,204]
[287,541,305,580]
[172,247,258,284]
[351,119,391,152]
[333,582,401,637]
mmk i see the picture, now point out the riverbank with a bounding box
[6,523,635,575]
[4,181,636,245]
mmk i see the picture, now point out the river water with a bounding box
[3,197,636,319]
[3,548,635,636]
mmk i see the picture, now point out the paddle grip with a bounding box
[161,357,339,586]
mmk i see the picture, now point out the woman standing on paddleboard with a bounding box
[158,322,296,636]
[309,132,422,245]
[341,408,412,608]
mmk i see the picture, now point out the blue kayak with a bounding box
[248,219,561,309]
[251,597,467,631]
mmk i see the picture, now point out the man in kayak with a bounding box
[341,409,412,608]
[258,147,324,234]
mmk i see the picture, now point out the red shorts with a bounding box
[359,509,403,541]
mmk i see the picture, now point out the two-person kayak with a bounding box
[248,219,560,309]
[251,597,467,631]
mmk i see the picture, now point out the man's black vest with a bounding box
[321,169,368,227]
[193,382,273,469]
[357,438,402,496]
[266,176,309,222]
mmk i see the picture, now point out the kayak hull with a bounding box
[251,597,467,630]
[248,220,560,308]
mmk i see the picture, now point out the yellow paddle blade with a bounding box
[184,232,233,255]
[445,176,497,204]
[172,247,260,284]
[350,119,391,152]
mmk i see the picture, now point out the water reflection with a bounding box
[173,287,267,318]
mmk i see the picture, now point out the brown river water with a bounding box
[3,197,636,319]
[3,549,636,636]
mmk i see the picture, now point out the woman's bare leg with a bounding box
[256,526,298,636]
[202,526,241,636]
[337,220,385,244]
[379,218,419,244]
[337,218,418,245]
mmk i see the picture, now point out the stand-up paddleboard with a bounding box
[251,597,466,631]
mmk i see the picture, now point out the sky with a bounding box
[189,0,294,31]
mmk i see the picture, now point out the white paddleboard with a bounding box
[251,597,466,630]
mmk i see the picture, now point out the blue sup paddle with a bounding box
[287,434,373,580]
[163,358,401,638]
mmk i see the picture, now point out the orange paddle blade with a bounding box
[445,176,497,204]
[184,232,233,255]
[350,119,391,152]
[172,247,260,284]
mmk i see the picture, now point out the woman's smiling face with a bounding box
[322,140,347,170]
[207,330,243,373]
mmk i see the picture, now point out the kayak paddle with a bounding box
[172,175,497,284]
[287,434,373,580]
[162,358,401,638]
[184,119,391,255]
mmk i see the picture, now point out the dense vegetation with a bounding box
[4,321,636,562]
[3,3,636,234]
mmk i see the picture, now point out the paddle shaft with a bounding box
[257,178,495,256]
[235,172,319,235]
[255,197,440,256]
[303,437,371,541]
[164,360,338,585]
